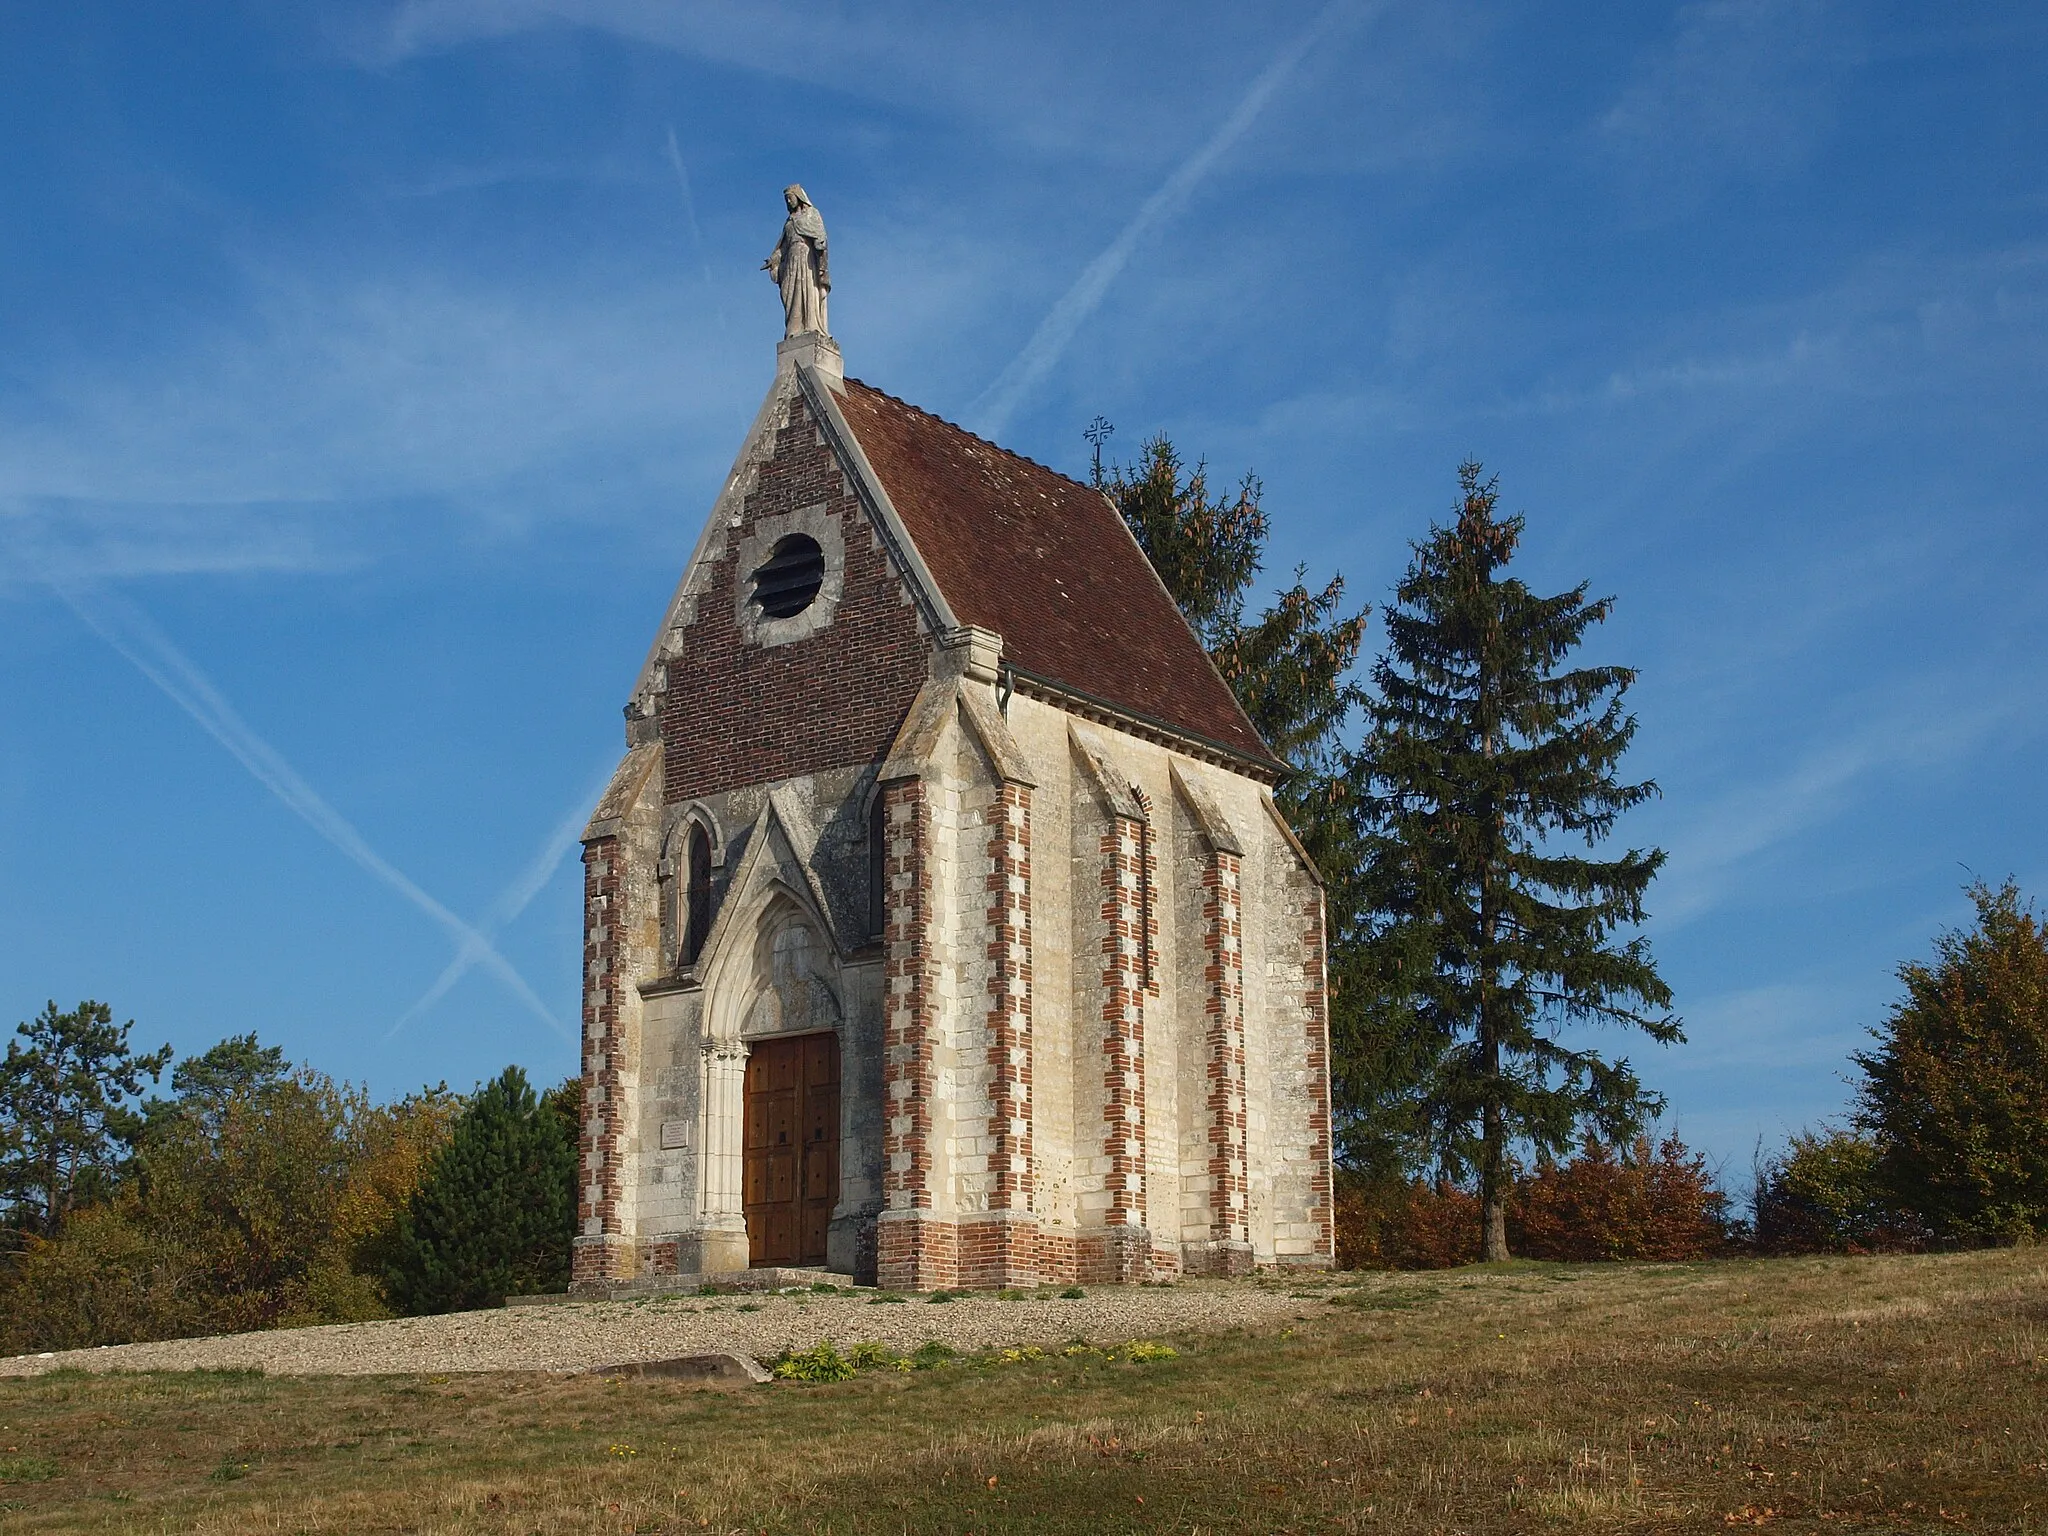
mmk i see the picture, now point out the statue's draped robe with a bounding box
[768,205,829,338]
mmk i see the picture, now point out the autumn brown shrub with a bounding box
[1338,1131,1735,1268]
[1512,1133,1734,1261]
[1335,1173,1483,1269]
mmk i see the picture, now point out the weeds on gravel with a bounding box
[772,1343,858,1382]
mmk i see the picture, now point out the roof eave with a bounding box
[1004,662,1291,785]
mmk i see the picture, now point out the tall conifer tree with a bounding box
[1103,434,1368,872]
[1354,463,1677,1260]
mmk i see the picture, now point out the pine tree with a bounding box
[0,1001,171,1242]
[1855,880,2048,1243]
[386,1066,574,1312]
[1354,463,1677,1260]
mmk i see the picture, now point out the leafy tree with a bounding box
[0,1001,171,1242]
[141,1066,383,1330]
[1352,462,1677,1260]
[164,1033,289,1122]
[1855,880,2048,1243]
[1,1036,460,1349]
[387,1066,575,1313]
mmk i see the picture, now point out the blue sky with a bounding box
[3,2,2044,1181]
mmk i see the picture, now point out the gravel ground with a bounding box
[0,1280,1322,1378]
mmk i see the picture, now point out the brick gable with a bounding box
[660,390,931,805]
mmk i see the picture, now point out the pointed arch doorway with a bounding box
[741,1031,840,1267]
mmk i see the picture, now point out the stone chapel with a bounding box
[573,205,1333,1293]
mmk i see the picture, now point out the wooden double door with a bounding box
[741,1032,840,1267]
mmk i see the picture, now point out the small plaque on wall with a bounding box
[660,1119,691,1150]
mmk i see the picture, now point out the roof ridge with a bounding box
[843,377,1104,499]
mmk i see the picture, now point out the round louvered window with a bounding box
[751,533,826,619]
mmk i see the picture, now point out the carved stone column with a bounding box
[682,1036,751,1276]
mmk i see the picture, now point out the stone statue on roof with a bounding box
[763,184,830,339]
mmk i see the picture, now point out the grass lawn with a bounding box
[0,1248,2041,1533]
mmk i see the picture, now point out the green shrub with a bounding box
[846,1340,905,1371]
[0,1204,205,1353]
[1754,1129,1918,1254]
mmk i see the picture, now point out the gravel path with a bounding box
[0,1281,1318,1378]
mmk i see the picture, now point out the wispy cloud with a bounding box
[969,0,1370,439]
[389,765,611,1036]
[1599,0,1843,201]
[663,126,716,292]
[1653,684,2026,928]
[0,262,748,511]
[40,575,570,1040]
[368,2,1294,166]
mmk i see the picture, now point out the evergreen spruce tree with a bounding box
[386,1066,574,1312]
[1103,434,1368,872]
[1354,463,1677,1260]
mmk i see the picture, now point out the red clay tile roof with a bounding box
[833,379,1282,771]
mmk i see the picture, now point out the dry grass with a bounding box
[0,1248,2042,1533]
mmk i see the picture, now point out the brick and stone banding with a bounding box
[877,776,948,1289]
[575,836,631,1284]
[969,779,1037,1286]
[1096,810,1150,1283]
[1197,849,1252,1273]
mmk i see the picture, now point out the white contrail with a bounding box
[50,579,571,1041]
[971,0,1369,440]
[388,763,611,1036]
[664,125,717,290]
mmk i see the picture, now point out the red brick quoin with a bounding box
[574,835,631,1284]
[971,779,1036,1287]
[1197,848,1252,1274]
[877,776,947,1289]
